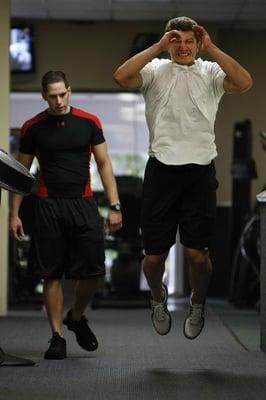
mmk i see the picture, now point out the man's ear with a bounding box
[197,41,201,54]
[67,86,72,96]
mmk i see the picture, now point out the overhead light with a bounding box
[113,0,171,3]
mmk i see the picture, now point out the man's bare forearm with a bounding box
[97,158,120,205]
[113,43,163,88]
[10,193,24,217]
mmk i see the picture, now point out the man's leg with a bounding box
[142,253,168,302]
[185,247,212,305]
[183,247,212,339]
[143,252,172,335]
[43,278,66,359]
[71,278,98,320]
[43,278,64,335]
[63,278,99,351]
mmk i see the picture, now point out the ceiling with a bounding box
[10,0,266,29]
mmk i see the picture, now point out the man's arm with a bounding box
[92,142,122,233]
[193,25,253,93]
[113,30,180,89]
[9,153,34,240]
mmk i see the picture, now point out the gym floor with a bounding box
[0,297,265,400]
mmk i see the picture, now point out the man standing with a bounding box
[9,70,122,359]
[113,17,252,339]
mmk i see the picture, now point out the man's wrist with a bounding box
[109,203,122,212]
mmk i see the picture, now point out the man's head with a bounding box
[41,70,71,115]
[165,16,198,34]
[165,16,200,66]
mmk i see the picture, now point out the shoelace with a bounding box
[189,305,203,325]
[154,304,167,321]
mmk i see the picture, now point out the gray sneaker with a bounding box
[151,284,172,335]
[183,300,205,340]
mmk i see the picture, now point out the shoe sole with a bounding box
[44,353,66,360]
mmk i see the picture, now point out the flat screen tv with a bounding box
[10,26,35,73]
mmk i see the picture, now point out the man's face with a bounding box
[168,30,199,66]
[42,81,71,115]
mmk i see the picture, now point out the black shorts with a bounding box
[141,157,218,254]
[28,197,105,279]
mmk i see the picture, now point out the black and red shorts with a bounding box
[141,157,218,255]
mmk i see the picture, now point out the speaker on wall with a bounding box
[232,119,252,162]
[130,33,160,57]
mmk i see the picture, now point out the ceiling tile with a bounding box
[10,0,266,28]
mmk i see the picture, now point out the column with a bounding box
[0,0,10,316]
[256,190,266,352]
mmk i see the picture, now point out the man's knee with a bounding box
[184,247,209,266]
[143,252,168,269]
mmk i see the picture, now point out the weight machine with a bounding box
[229,129,266,308]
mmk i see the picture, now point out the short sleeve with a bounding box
[90,117,106,146]
[140,58,166,92]
[140,62,155,91]
[19,123,36,155]
[210,62,226,99]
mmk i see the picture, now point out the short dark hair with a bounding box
[165,16,197,33]
[41,70,70,93]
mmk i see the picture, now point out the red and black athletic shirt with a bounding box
[19,106,105,198]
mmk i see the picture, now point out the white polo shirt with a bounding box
[140,58,226,165]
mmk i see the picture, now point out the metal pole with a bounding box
[256,190,266,352]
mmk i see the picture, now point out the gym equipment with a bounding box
[229,130,266,308]
[0,347,35,367]
[0,149,36,194]
[230,119,257,261]
[0,149,36,366]
[229,205,260,308]
[92,176,147,307]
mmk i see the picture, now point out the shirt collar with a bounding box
[171,58,201,71]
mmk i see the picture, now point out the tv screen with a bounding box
[10,26,35,73]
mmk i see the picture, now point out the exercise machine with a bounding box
[0,149,36,366]
[229,130,266,308]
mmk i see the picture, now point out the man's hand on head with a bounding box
[192,25,213,53]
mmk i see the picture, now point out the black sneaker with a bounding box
[44,333,66,360]
[63,309,98,351]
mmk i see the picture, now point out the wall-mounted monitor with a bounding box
[10,26,35,73]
